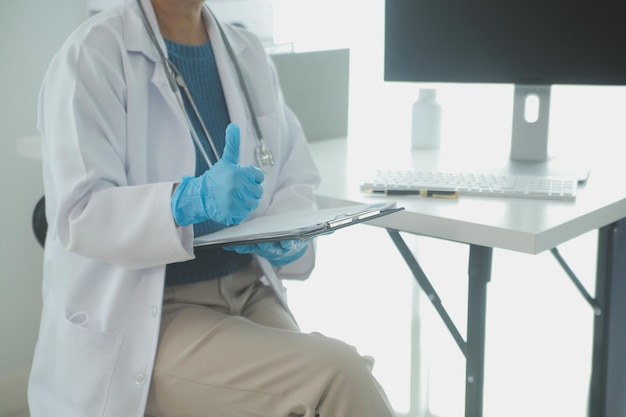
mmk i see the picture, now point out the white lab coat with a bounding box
[28,0,320,416]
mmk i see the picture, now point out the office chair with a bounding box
[32,196,47,248]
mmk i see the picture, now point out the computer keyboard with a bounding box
[360,169,578,200]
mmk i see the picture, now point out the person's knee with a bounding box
[310,334,373,377]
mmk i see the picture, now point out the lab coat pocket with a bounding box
[57,311,124,416]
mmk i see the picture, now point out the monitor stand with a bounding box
[508,84,589,182]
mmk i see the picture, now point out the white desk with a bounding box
[309,137,626,254]
[308,137,626,417]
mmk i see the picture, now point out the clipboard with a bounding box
[193,202,404,248]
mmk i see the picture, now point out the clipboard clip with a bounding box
[325,208,382,229]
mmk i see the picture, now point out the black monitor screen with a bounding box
[385,0,626,86]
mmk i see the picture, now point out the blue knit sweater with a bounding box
[164,39,252,286]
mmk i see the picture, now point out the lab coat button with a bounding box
[135,373,146,385]
[151,305,158,317]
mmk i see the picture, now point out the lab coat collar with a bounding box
[123,0,162,62]
[122,0,189,137]
[203,4,248,56]
[121,0,249,148]
[122,0,248,62]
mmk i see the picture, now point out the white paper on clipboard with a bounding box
[192,202,403,248]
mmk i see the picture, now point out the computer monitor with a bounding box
[384,0,626,179]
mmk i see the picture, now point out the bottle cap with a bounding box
[419,88,437,100]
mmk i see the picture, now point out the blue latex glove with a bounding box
[171,124,264,226]
[224,239,310,266]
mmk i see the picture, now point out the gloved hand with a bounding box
[224,239,310,266]
[171,123,264,226]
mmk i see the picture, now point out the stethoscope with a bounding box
[137,0,274,170]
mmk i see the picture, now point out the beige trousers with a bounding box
[145,262,396,417]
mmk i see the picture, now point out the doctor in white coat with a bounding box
[28,0,396,416]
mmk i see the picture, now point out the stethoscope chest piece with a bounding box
[256,141,275,171]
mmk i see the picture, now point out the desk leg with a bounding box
[590,220,626,417]
[465,245,492,417]
[386,231,492,417]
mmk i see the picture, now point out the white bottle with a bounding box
[411,88,441,149]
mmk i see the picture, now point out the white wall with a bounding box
[0,1,88,414]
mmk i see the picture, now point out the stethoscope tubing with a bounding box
[136,0,274,169]
[170,63,222,165]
